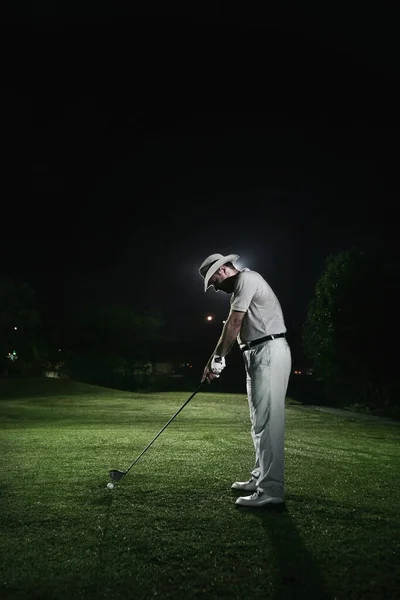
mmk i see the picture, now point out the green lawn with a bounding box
[1,378,399,599]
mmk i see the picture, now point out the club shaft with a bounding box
[124,383,203,475]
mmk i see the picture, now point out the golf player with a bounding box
[199,253,291,507]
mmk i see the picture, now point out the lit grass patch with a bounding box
[1,378,399,599]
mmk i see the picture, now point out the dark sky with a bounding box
[3,5,400,364]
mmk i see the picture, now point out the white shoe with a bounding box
[231,477,258,492]
[235,491,284,507]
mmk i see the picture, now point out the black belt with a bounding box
[240,333,286,352]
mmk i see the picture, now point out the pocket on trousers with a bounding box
[250,344,271,369]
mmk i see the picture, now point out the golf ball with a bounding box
[107,482,115,490]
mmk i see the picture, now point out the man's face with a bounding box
[209,267,236,293]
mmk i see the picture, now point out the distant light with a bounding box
[14,327,17,330]
[206,315,213,321]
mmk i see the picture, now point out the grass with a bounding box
[1,377,399,600]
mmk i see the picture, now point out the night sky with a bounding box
[3,6,400,367]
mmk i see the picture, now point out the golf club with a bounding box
[109,382,203,482]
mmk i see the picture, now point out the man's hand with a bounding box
[211,354,226,375]
[201,355,226,384]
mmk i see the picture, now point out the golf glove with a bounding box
[211,354,226,377]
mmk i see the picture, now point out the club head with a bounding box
[109,469,127,481]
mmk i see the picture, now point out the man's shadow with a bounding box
[237,501,333,600]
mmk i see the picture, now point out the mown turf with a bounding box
[0,378,399,599]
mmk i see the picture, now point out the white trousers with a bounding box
[243,337,292,498]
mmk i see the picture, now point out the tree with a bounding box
[61,304,165,387]
[0,278,43,376]
[302,249,399,408]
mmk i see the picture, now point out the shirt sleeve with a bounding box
[230,271,259,313]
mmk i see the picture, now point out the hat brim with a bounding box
[204,254,240,291]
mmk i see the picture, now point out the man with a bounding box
[199,253,291,507]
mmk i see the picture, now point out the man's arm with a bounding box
[214,310,245,357]
[202,310,245,383]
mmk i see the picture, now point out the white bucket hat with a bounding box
[199,253,240,291]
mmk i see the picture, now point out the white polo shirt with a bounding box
[230,269,287,345]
